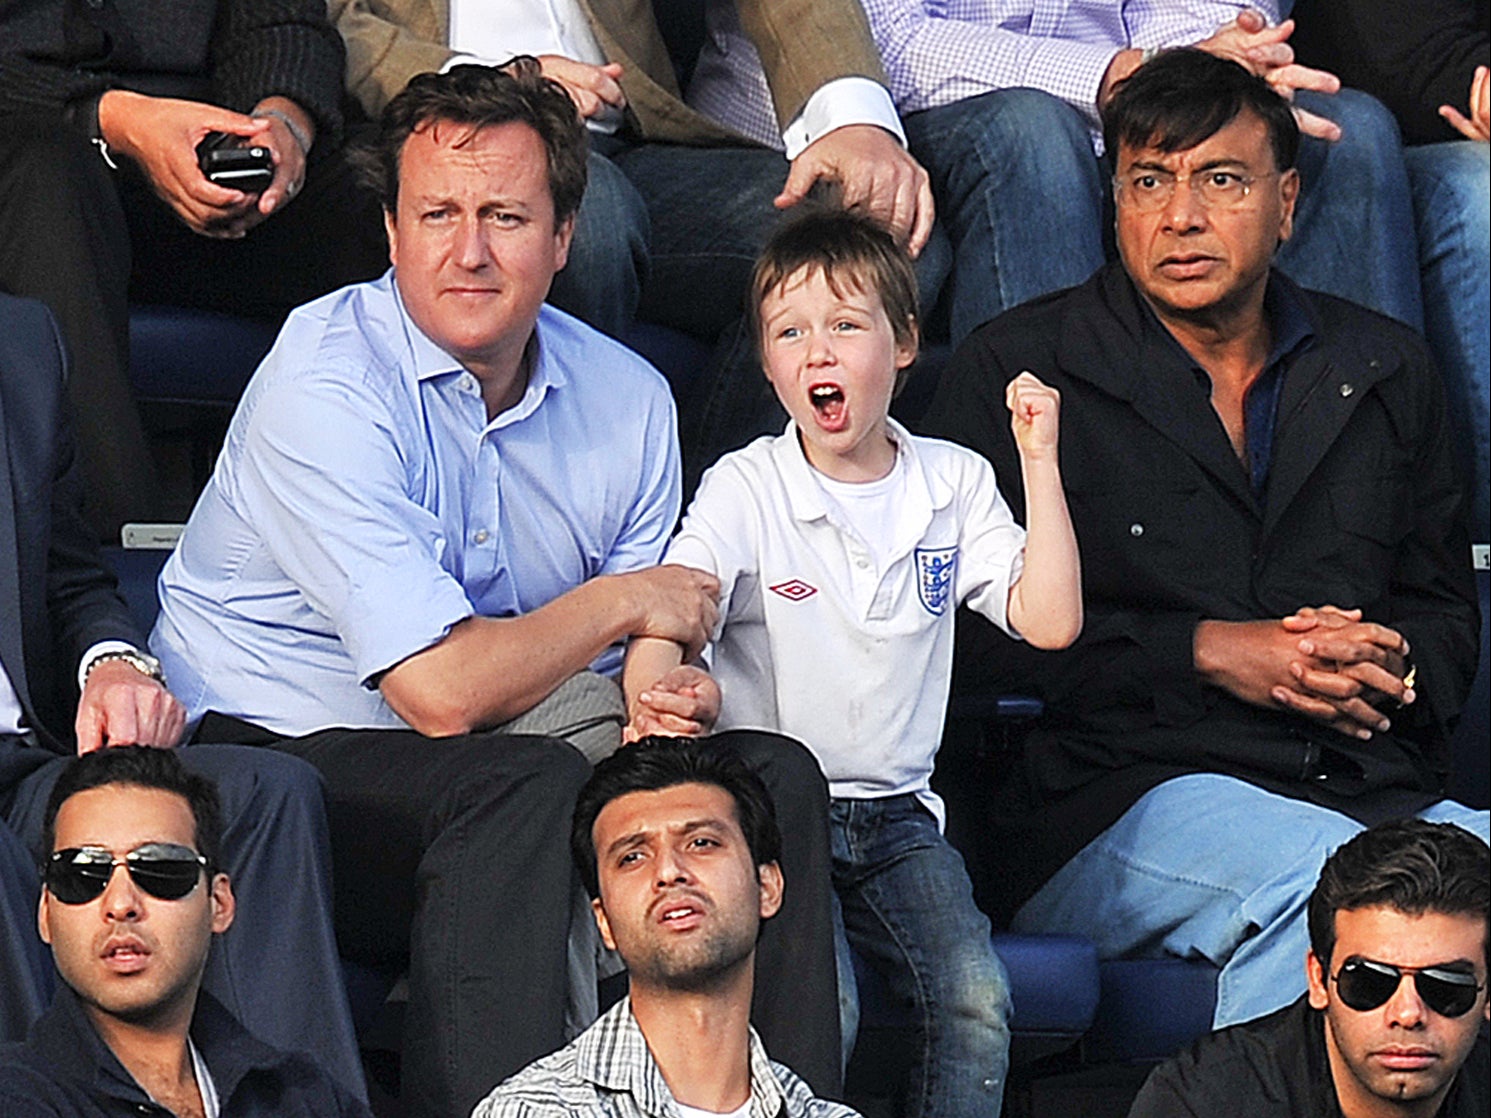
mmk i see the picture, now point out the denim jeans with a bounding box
[902,87,1422,350]
[830,794,1011,1118]
[552,137,951,491]
[547,148,651,340]
[1011,773,1490,1028]
[1406,141,1490,540]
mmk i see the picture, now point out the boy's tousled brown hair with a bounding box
[749,206,920,391]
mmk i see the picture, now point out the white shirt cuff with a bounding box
[782,76,905,160]
[441,52,498,71]
[77,641,143,692]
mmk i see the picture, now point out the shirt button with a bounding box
[462,374,477,393]
[1339,382,1354,397]
[473,529,489,544]
[856,558,870,569]
[1130,522,1144,537]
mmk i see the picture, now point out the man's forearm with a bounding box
[380,576,640,737]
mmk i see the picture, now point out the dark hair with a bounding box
[571,737,783,898]
[1308,820,1490,967]
[749,206,920,392]
[42,747,225,875]
[1102,48,1299,173]
[353,58,588,225]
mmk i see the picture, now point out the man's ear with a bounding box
[1277,167,1300,246]
[757,862,784,921]
[384,209,399,269]
[553,213,575,272]
[37,891,53,947]
[592,896,618,952]
[210,873,235,935]
[1306,948,1330,1011]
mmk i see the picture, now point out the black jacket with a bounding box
[1128,994,1490,1117]
[1292,0,1489,147]
[925,264,1478,918]
[0,985,370,1117]
[0,0,346,138]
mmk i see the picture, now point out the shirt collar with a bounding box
[769,416,952,526]
[1132,269,1316,384]
[575,997,787,1118]
[36,982,300,1107]
[389,273,569,424]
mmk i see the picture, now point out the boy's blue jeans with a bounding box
[830,794,1011,1118]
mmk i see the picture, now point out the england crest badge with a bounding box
[915,546,957,616]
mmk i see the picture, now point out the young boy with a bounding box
[623,208,1082,1118]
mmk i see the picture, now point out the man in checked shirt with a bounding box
[472,737,862,1118]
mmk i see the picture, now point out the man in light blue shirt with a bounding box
[152,63,842,1117]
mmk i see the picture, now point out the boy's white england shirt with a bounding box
[663,419,1025,826]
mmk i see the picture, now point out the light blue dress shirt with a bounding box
[152,271,680,736]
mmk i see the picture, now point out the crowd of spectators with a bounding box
[0,1,1486,1117]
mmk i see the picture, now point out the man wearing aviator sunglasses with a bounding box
[0,746,370,1116]
[1131,819,1489,1117]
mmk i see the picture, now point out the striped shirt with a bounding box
[471,998,860,1118]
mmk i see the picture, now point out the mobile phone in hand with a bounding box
[196,132,274,193]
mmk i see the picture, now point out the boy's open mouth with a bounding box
[809,382,846,426]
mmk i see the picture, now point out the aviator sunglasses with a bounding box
[1333,957,1485,1018]
[44,843,209,905]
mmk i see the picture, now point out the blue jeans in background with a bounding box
[1012,773,1490,1029]
[1406,140,1490,541]
[831,794,1011,1118]
[903,87,1422,348]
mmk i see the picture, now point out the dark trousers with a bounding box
[715,730,843,1099]
[254,725,593,1118]
[0,116,388,536]
[0,739,365,1099]
[199,718,844,1113]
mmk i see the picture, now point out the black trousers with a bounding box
[0,115,387,536]
[200,717,843,1116]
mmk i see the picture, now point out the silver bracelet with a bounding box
[1139,45,1164,66]
[255,106,311,156]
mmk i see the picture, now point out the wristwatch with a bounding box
[84,649,165,685]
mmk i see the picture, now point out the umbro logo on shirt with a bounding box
[769,579,818,602]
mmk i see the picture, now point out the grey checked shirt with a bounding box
[470,997,861,1118]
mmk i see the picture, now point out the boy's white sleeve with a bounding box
[954,451,1026,639]
[662,459,759,643]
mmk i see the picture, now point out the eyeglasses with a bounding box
[1112,168,1276,212]
[1333,957,1485,1018]
[44,843,208,905]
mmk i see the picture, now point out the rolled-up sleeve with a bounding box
[233,367,474,686]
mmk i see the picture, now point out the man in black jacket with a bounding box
[925,49,1487,1029]
[0,748,371,1117]
[1129,819,1489,1118]
[0,0,386,535]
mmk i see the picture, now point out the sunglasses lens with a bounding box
[127,857,204,900]
[1416,971,1481,1018]
[44,849,114,905]
[1336,960,1401,1011]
